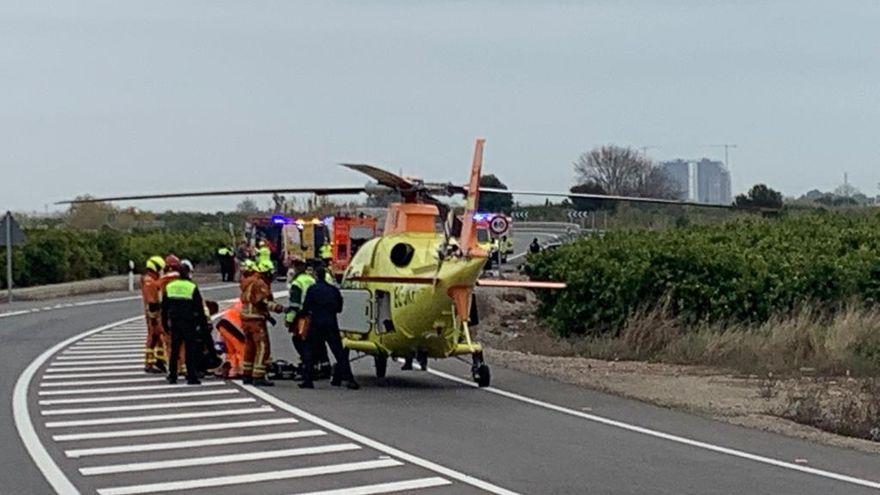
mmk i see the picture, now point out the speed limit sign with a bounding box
[489,215,510,236]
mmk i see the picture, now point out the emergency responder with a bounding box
[286,259,331,377]
[217,246,236,282]
[299,265,358,390]
[256,239,272,267]
[319,241,333,266]
[141,255,166,373]
[529,237,542,254]
[240,258,284,386]
[161,260,209,385]
[160,255,184,376]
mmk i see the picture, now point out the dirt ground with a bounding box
[474,287,880,454]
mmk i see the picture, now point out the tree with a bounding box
[734,184,783,210]
[569,181,613,212]
[478,174,513,213]
[574,145,678,199]
[66,197,115,230]
[235,197,260,215]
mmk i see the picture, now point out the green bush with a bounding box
[1,227,230,289]
[528,211,880,337]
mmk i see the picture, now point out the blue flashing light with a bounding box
[271,215,292,225]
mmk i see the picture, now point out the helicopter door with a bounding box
[374,290,393,334]
[338,289,372,334]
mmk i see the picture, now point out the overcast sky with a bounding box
[2,0,878,212]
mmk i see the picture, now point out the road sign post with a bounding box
[2,211,27,303]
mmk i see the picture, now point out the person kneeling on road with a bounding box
[299,266,358,390]
[161,260,209,385]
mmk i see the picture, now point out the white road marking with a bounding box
[289,477,453,495]
[426,367,880,491]
[45,406,274,428]
[56,354,141,360]
[81,443,362,475]
[40,376,168,387]
[96,458,405,495]
[53,417,300,441]
[50,359,142,366]
[41,397,256,416]
[79,338,143,343]
[40,389,238,405]
[39,381,225,396]
[13,316,142,495]
[65,347,143,353]
[65,429,326,458]
[43,371,146,380]
[46,365,144,373]
[242,384,520,495]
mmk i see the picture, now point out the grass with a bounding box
[569,304,880,377]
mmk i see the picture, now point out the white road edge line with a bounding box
[425,367,880,491]
[288,477,453,495]
[65,429,326,458]
[96,459,404,495]
[240,383,520,495]
[13,315,142,495]
[80,444,362,475]
[53,417,300,442]
[0,283,230,320]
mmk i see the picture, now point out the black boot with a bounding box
[242,376,253,385]
[252,377,274,387]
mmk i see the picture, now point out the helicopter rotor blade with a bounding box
[479,188,740,210]
[339,163,415,190]
[57,186,367,205]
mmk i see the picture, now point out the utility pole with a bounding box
[710,144,738,171]
[639,145,658,159]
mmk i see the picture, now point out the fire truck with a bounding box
[246,214,379,275]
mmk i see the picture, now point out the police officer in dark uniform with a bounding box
[161,261,209,385]
[298,266,358,390]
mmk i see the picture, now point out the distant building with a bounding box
[660,158,732,205]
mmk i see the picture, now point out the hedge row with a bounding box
[527,211,880,337]
[0,227,231,289]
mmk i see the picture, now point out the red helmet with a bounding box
[164,254,181,270]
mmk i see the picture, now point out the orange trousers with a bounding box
[144,317,166,367]
[217,323,246,377]
[242,319,271,379]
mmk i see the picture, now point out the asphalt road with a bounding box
[3,245,880,494]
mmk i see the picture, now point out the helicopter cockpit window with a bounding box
[390,242,415,267]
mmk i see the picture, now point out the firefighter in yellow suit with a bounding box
[240,259,284,386]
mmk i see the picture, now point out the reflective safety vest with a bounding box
[319,243,332,259]
[256,246,272,265]
[285,273,316,323]
[165,279,197,300]
[218,247,232,256]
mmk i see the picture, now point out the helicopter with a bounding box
[60,138,748,387]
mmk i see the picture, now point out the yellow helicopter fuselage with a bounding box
[341,231,487,359]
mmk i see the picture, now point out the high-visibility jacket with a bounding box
[240,273,283,321]
[319,243,332,259]
[217,247,232,256]
[285,272,316,323]
[256,246,272,265]
[141,271,162,319]
[161,278,209,333]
